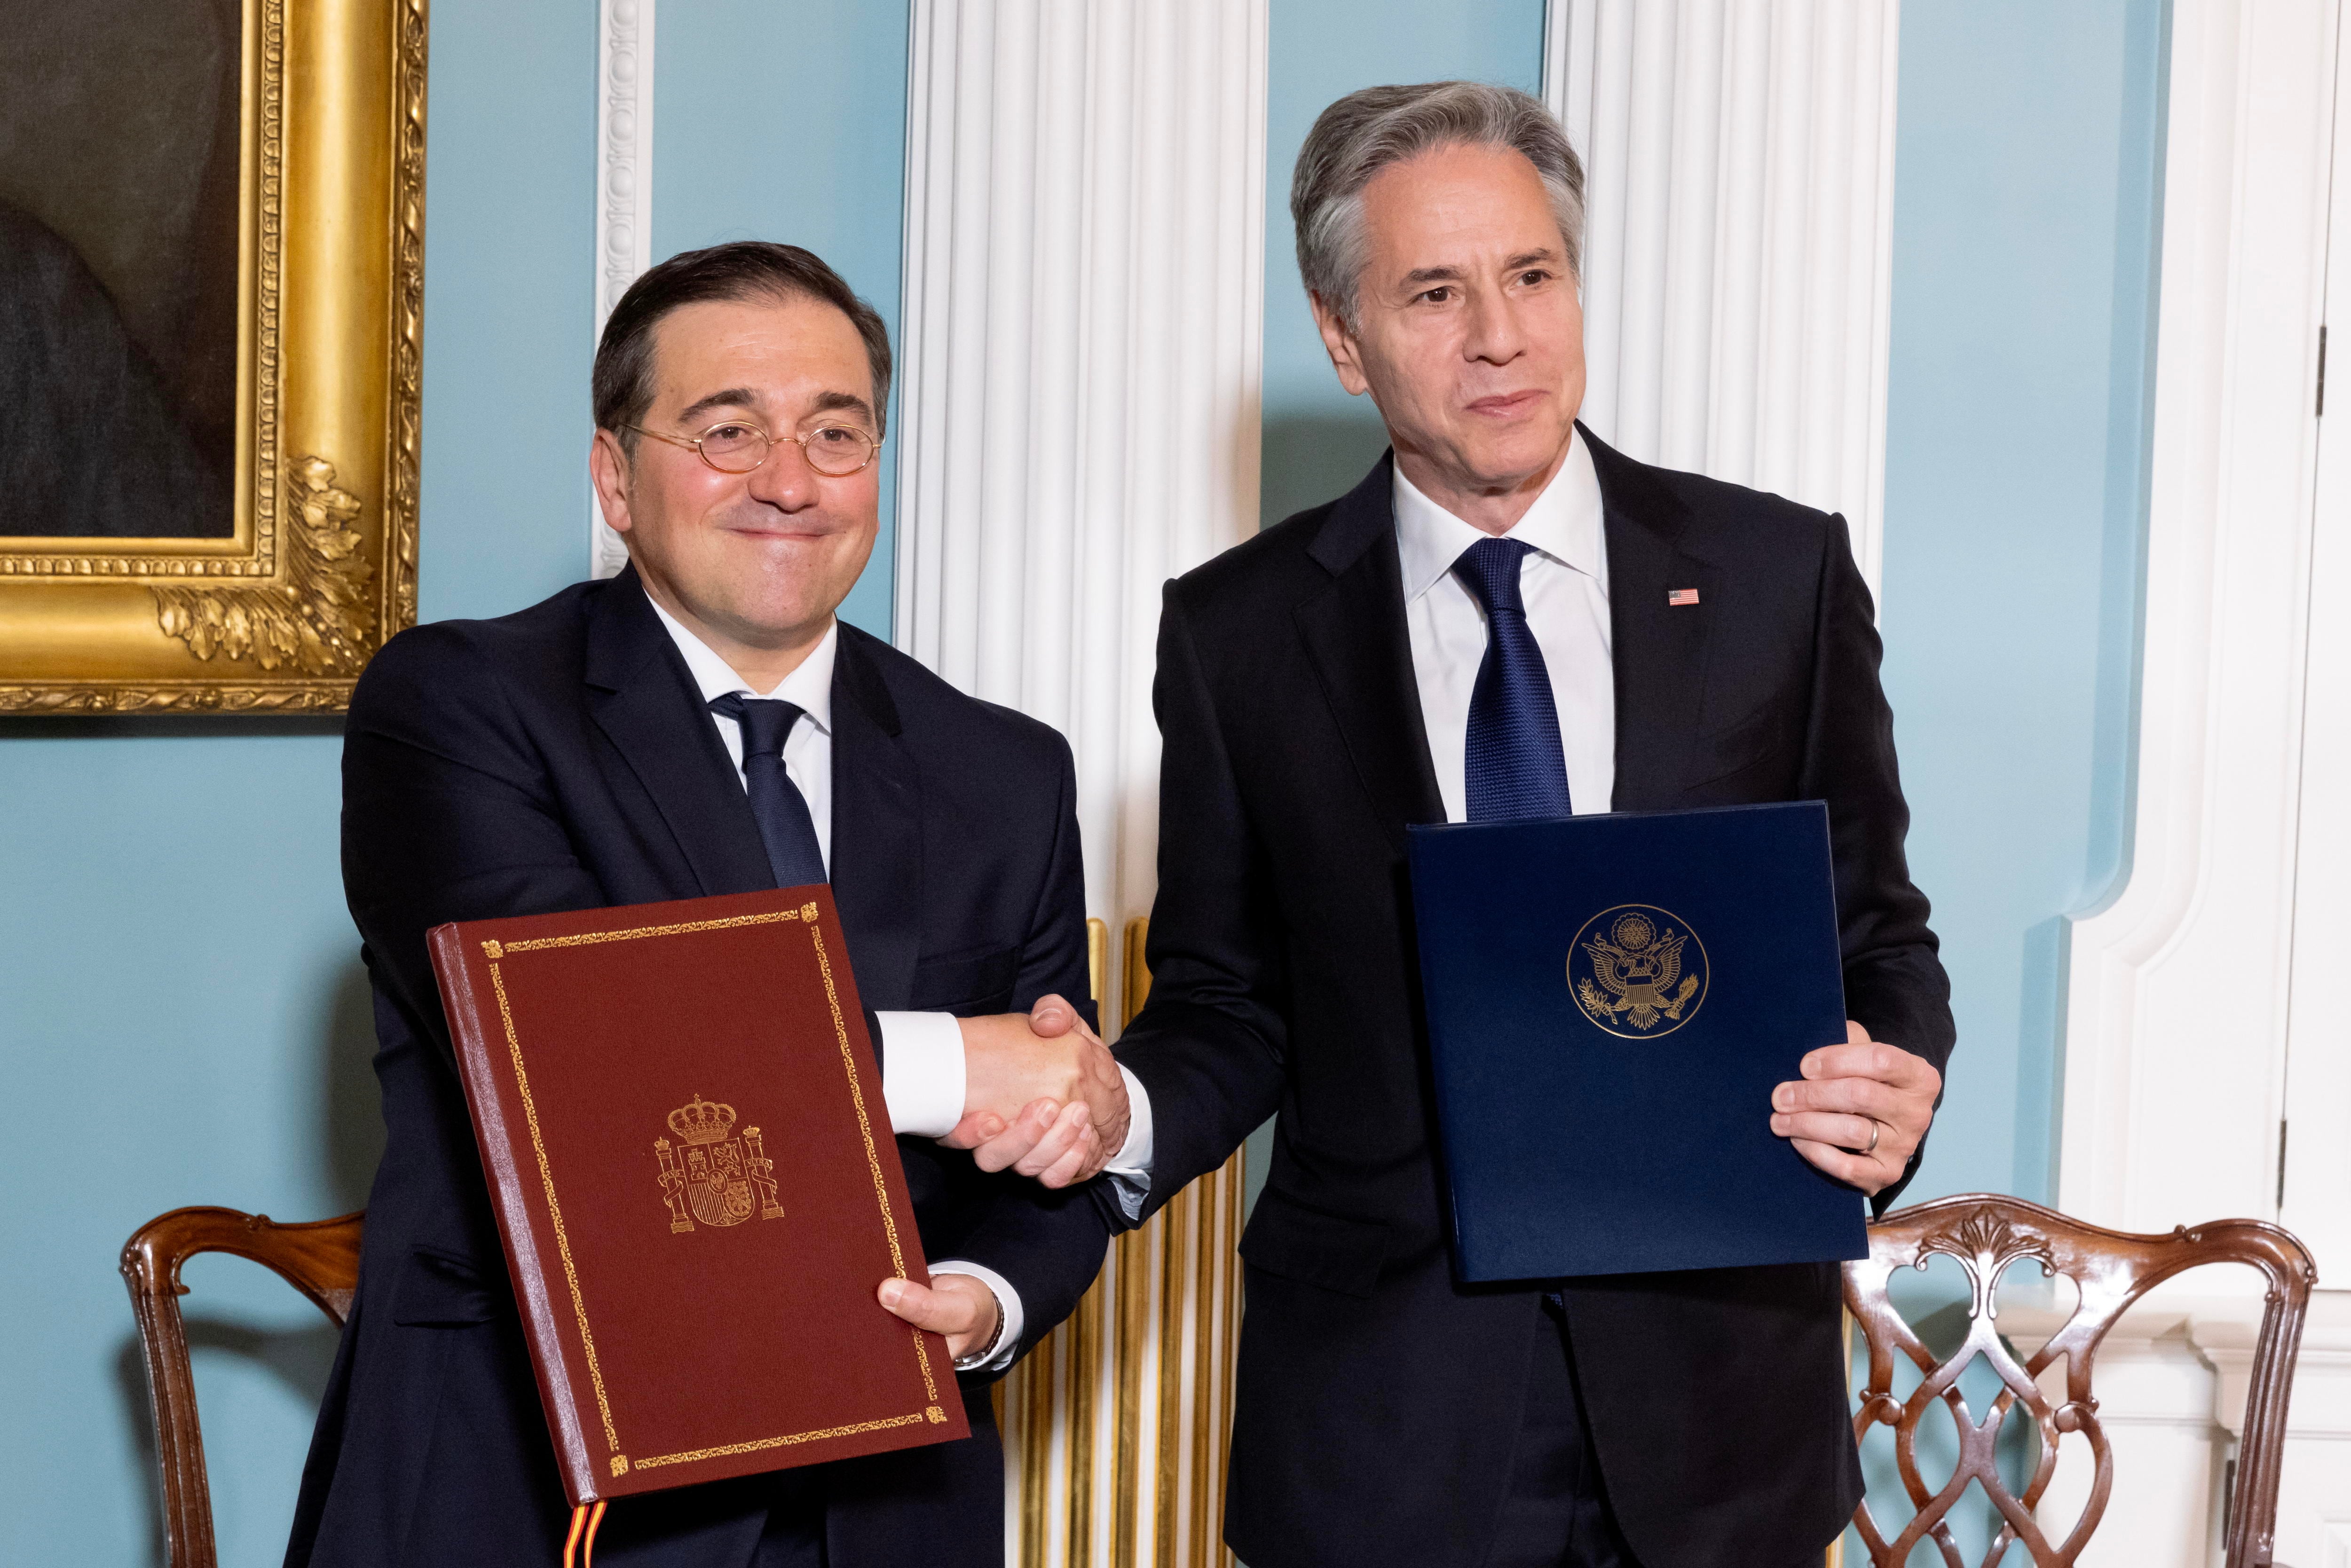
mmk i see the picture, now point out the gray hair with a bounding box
[1291,81,1585,331]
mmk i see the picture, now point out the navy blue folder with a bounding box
[1407,802,1868,1280]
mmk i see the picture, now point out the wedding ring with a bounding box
[1863,1120,1882,1156]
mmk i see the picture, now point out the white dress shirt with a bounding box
[648,597,1021,1368]
[1113,435,1617,1204]
[1395,431,1616,822]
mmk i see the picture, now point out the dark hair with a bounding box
[591,241,893,449]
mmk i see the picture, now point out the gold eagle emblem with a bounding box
[655,1094,784,1233]
[1569,906,1708,1038]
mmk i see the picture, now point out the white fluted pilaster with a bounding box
[1545,0,1899,591]
[590,0,655,581]
[895,6,1267,1567]
[896,0,1267,945]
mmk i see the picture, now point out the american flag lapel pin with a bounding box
[1668,588,1700,607]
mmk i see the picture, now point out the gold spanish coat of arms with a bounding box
[1569,905,1709,1039]
[655,1095,784,1232]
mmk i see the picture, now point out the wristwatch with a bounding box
[951,1280,1009,1371]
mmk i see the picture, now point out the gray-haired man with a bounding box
[996,81,1954,1567]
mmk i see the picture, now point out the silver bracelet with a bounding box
[951,1281,1009,1371]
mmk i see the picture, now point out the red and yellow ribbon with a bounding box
[561,1499,607,1568]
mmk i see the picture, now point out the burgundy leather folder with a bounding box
[428,886,968,1509]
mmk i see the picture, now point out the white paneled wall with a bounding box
[1544,0,1899,591]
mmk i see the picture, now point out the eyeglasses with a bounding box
[630,418,882,478]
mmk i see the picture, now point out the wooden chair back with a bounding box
[120,1206,365,1568]
[1842,1194,2313,1567]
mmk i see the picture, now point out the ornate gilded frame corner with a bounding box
[0,0,426,715]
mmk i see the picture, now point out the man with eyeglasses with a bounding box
[287,242,1128,1568]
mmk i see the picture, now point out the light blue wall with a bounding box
[1866,2,2166,1558]
[1882,0,2166,1210]
[410,7,600,627]
[652,0,910,640]
[1,733,374,1568]
[1260,0,1548,529]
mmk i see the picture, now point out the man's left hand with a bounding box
[877,1272,1002,1362]
[1770,1021,1940,1195]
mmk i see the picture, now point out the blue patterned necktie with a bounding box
[708,693,829,887]
[1452,537,1573,821]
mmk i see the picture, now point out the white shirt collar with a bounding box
[1392,428,1608,603]
[645,592,836,734]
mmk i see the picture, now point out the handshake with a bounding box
[944,995,1128,1188]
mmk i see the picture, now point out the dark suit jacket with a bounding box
[1114,437,1955,1568]
[286,567,1114,1568]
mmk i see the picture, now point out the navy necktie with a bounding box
[708,693,829,888]
[1453,537,1573,821]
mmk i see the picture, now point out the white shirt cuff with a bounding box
[929,1259,1024,1372]
[1102,1066,1154,1221]
[875,1011,966,1138]
[1105,1065,1154,1176]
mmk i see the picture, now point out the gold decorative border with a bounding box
[0,681,355,717]
[386,0,426,636]
[489,905,813,956]
[484,956,620,1453]
[806,919,945,1407]
[481,904,943,1478]
[0,0,427,714]
[633,1408,944,1473]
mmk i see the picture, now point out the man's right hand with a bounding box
[941,995,1126,1188]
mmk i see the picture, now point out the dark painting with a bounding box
[0,0,244,539]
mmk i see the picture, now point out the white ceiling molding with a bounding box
[1542,0,1899,594]
[590,0,655,582]
[2059,0,2338,1265]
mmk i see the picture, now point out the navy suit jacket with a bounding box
[287,567,1113,1568]
[1114,438,1955,1568]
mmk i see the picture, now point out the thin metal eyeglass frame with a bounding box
[627,419,883,477]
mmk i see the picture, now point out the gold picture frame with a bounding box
[0,0,426,715]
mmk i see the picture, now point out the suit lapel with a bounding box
[1587,428,1719,809]
[583,566,776,898]
[1294,454,1446,848]
[827,625,922,1011]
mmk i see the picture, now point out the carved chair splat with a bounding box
[1843,1194,2314,1568]
[120,1206,365,1568]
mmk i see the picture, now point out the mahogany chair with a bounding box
[121,1206,366,1568]
[1841,1194,2314,1568]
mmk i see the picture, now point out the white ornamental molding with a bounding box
[591,0,655,581]
[1543,0,1899,593]
[894,5,1267,1566]
[2059,0,2338,1257]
